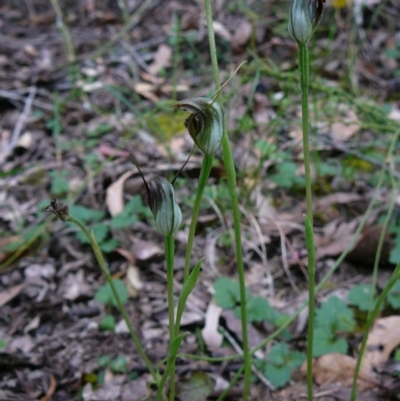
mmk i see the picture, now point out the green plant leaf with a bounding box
[97,355,112,367]
[213,277,241,309]
[168,332,189,364]
[176,371,215,400]
[315,296,355,333]
[110,195,148,229]
[234,296,287,327]
[257,343,305,388]
[313,296,355,357]
[313,326,349,357]
[109,356,128,373]
[95,279,128,307]
[99,315,116,331]
[110,213,138,229]
[0,339,6,349]
[99,238,119,253]
[255,140,277,158]
[389,236,400,264]
[76,223,109,245]
[69,205,105,223]
[270,161,298,188]
[347,284,374,312]
[176,260,202,328]
[49,170,70,195]
[387,280,400,309]
[87,123,113,138]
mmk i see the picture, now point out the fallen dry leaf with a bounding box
[212,21,232,42]
[201,301,223,350]
[106,171,134,217]
[315,218,359,259]
[306,353,378,390]
[97,143,130,159]
[61,270,92,301]
[232,20,252,53]
[148,44,172,76]
[125,264,143,298]
[315,192,362,209]
[39,374,56,401]
[330,108,360,142]
[131,237,163,262]
[0,283,25,307]
[331,121,359,142]
[347,225,393,267]
[363,316,400,371]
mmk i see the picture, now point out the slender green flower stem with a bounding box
[298,43,316,401]
[165,234,176,400]
[204,0,251,398]
[66,215,156,380]
[183,154,213,282]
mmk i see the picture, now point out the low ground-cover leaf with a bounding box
[316,296,355,332]
[256,343,305,388]
[100,315,116,331]
[347,284,374,312]
[214,277,242,309]
[214,278,288,332]
[313,326,349,357]
[235,296,288,327]
[108,355,128,373]
[313,296,355,357]
[110,195,151,229]
[95,279,128,307]
[49,170,69,195]
[98,238,119,253]
[76,222,108,245]
[387,279,400,309]
[69,205,105,223]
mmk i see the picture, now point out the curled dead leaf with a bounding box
[125,264,143,299]
[363,316,400,371]
[303,353,378,390]
[201,301,223,351]
[106,171,134,216]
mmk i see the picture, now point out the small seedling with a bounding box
[97,355,128,379]
[255,343,305,389]
[347,284,375,312]
[49,170,70,196]
[313,296,355,357]
[95,279,128,308]
[110,195,153,229]
[214,277,290,330]
[99,315,117,331]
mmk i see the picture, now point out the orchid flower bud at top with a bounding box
[175,97,224,155]
[288,0,325,45]
[147,177,182,237]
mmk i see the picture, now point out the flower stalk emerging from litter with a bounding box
[132,163,182,400]
[288,1,324,400]
[204,0,251,399]
[45,200,156,382]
